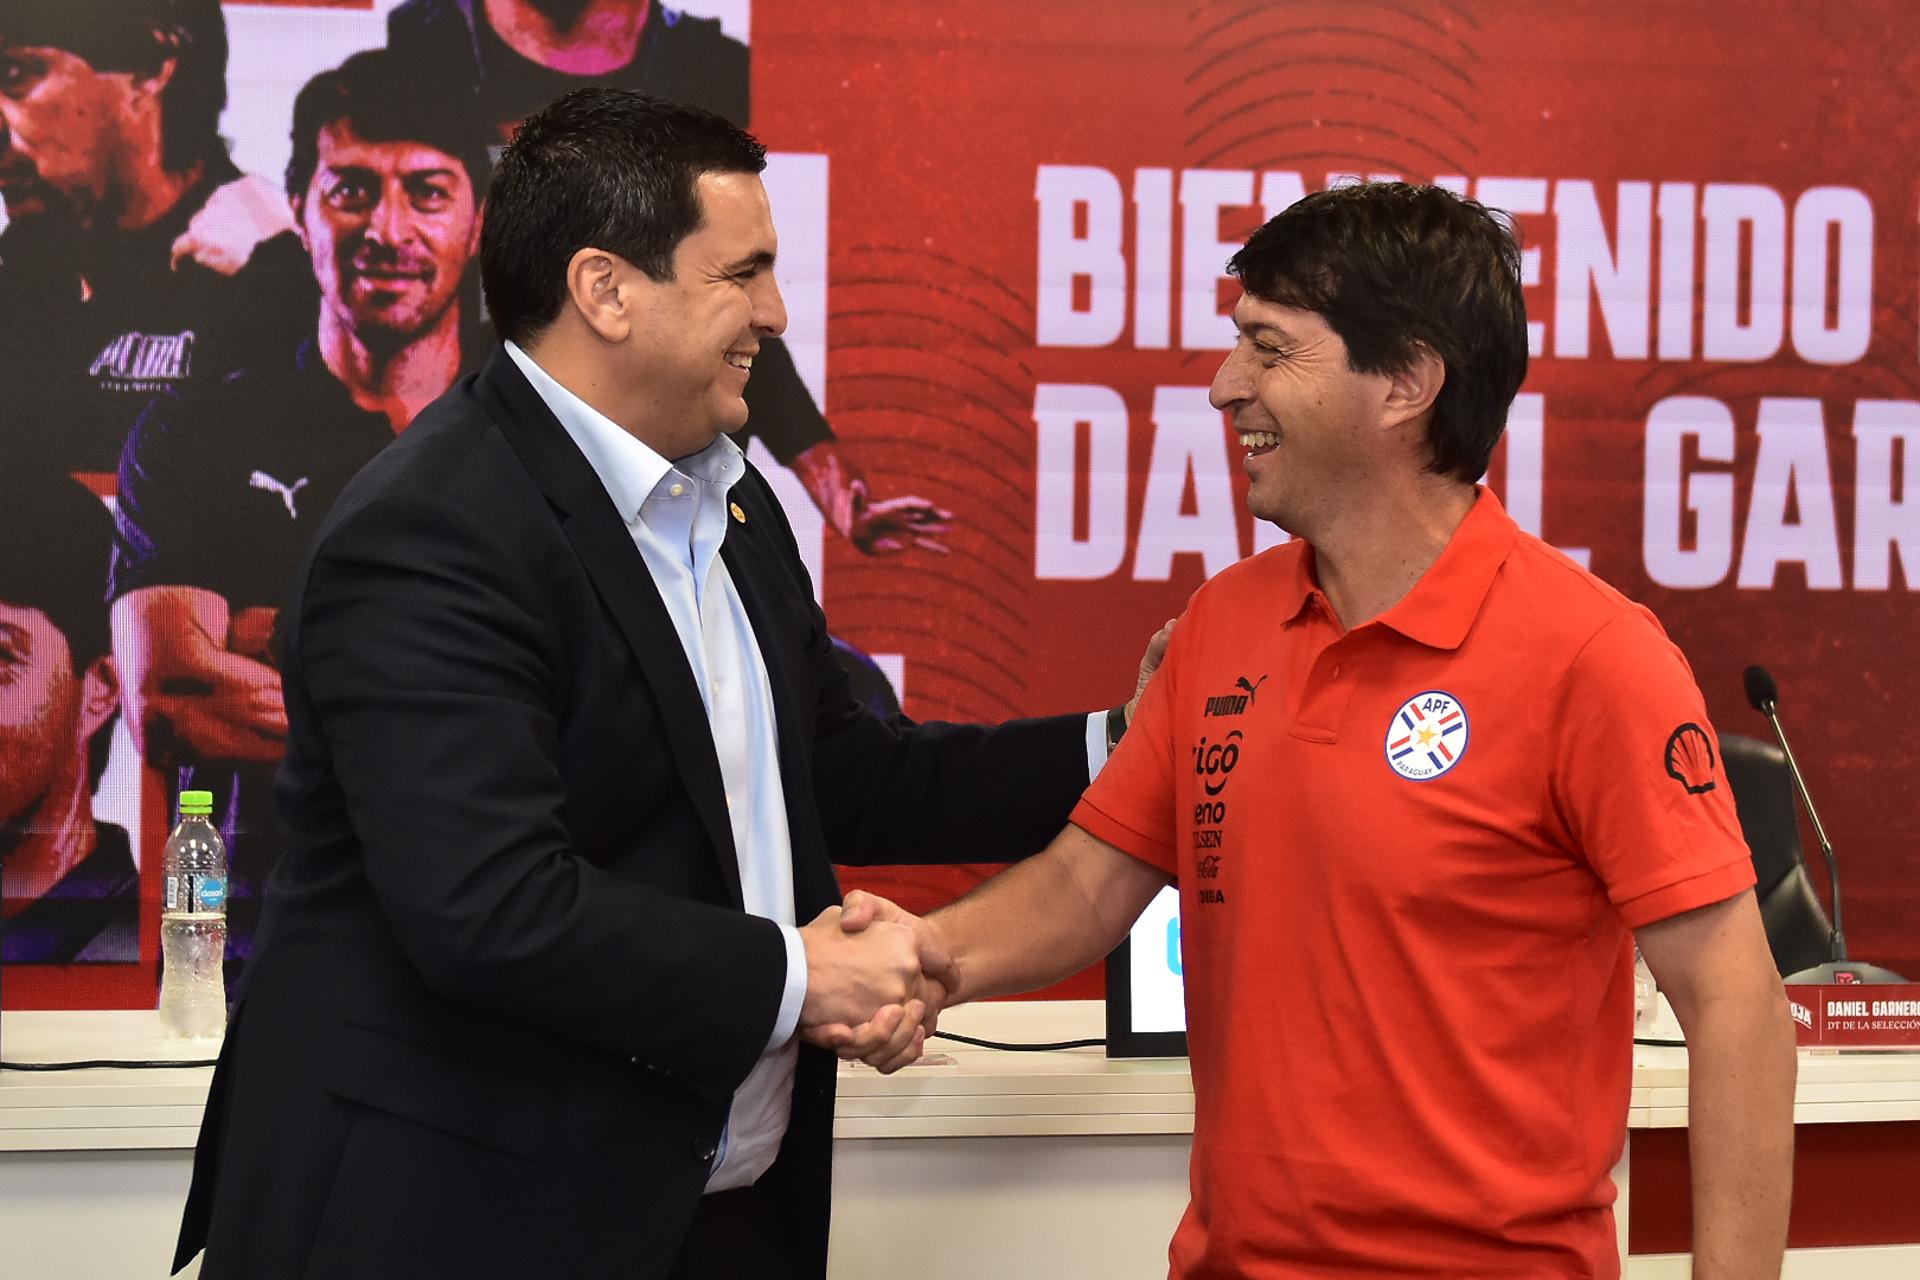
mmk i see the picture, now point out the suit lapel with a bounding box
[720,477,844,920]
[474,350,744,906]
[719,487,809,808]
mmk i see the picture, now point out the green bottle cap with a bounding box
[178,790,215,816]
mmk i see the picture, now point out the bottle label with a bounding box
[165,873,229,914]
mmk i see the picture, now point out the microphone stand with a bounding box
[1754,695,1907,984]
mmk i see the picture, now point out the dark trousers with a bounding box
[666,1183,794,1280]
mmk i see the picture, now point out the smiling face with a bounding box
[1209,294,1397,536]
[296,121,481,348]
[0,42,149,230]
[621,170,787,458]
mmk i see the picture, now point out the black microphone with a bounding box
[1743,664,1906,983]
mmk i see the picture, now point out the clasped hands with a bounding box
[797,891,953,1074]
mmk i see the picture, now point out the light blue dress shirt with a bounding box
[505,342,805,1192]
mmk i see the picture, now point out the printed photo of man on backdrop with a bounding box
[108,47,492,974]
[0,0,308,486]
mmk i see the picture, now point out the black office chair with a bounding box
[1717,733,1833,976]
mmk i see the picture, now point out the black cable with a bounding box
[1631,1037,1685,1048]
[6,1034,1104,1069]
[931,1030,1105,1052]
[7,1038,1680,1067]
[10,1030,1110,1068]
[0,1058,217,1071]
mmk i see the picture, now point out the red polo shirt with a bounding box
[1074,489,1754,1279]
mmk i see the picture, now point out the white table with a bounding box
[5,1002,1918,1278]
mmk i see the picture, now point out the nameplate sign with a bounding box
[1785,983,1920,1049]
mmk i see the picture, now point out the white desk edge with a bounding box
[5,1001,1919,1152]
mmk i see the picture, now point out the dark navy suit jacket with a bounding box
[175,349,1088,1279]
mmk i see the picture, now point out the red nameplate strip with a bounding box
[1786,983,1920,1048]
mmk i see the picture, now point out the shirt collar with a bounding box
[503,340,743,519]
[1270,536,1321,628]
[1275,486,1518,650]
[1377,486,1517,649]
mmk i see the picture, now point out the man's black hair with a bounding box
[481,88,767,346]
[1228,182,1529,483]
[285,48,494,204]
[0,477,119,788]
[0,0,229,172]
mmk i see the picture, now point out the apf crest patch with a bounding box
[1384,690,1469,781]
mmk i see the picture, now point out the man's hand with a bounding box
[786,442,954,555]
[839,889,955,989]
[845,482,953,555]
[811,982,941,1076]
[797,904,925,1054]
[170,173,297,276]
[809,891,956,1073]
[1124,617,1176,728]
[111,587,287,766]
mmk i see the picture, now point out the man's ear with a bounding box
[1382,342,1445,431]
[77,654,121,743]
[565,247,631,344]
[131,53,179,101]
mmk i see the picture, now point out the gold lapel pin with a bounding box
[730,502,747,524]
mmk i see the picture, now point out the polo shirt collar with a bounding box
[1277,486,1517,649]
[1374,486,1517,650]
[1272,534,1321,628]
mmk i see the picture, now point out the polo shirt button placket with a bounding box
[1296,641,1355,739]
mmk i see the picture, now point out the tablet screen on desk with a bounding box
[1105,885,1188,1057]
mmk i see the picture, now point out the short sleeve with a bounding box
[1549,609,1756,928]
[1070,619,1187,877]
[110,394,229,600]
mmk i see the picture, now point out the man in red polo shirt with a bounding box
[858,183,1795,1277]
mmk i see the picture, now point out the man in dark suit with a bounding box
[173,91,1117,1279]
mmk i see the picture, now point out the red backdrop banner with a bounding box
[3,1,1914,1007]
[753,0,1920,991]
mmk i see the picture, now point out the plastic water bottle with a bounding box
[158,789,229,1039]
[1633,945,1659,1038]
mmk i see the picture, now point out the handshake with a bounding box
[796,890,955,1074]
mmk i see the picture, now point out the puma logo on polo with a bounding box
[1204,674,1269,718]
